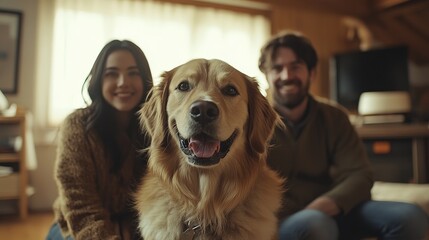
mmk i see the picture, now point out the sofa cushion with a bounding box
[371,181,429,215]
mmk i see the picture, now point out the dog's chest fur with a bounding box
[136,158,283,240]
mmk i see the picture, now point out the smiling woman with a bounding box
[34,0,270,128]
[46,39,154,239]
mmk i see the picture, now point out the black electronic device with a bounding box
[330,45,410,114]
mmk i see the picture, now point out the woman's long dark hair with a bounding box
[81,40,154,173]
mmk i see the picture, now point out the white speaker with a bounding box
[358,91,411,115]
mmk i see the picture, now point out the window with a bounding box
[36,0,270,127]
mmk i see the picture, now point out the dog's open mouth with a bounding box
[178,131,237,166]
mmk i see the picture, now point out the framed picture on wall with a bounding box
[0,9,22,94]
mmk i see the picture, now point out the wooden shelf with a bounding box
[0,173,19,199]
[355,123,429,139]
[0,109,25,123]
[355,123,429,183]
[0,116,24,123]
[0,153,20,163]
[0,109,28,219]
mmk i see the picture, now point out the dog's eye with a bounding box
[177,81,190,91]
[222,85,239,96]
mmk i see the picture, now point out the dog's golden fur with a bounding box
[136,59,284,240]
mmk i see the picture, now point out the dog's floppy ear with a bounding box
[138,71,172,148]
[246,76,280,158]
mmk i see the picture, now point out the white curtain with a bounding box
[37,0,270,126]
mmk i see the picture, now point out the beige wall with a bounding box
[0,0,38,109]
[0,0,59,211]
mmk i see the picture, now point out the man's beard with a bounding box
[274,78,310,109]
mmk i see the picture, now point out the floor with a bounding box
[0,211,54,240]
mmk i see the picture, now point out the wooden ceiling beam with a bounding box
[377,13,429,63]
[370,0,411,10]
[403,13,429,40]
[377,0,429,15]
[152,0,272,16]
[240,0,370,16]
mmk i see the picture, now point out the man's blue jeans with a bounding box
[279,200,429,240]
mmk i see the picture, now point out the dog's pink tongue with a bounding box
[189,137,220,158]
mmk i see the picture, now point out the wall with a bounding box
[409,63,429,121]
[0,0,58,211]
[0,0,38,109]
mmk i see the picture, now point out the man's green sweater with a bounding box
[268,96,374,219]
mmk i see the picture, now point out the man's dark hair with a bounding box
[258,31,318,73]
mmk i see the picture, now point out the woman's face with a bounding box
[102,50,144,112]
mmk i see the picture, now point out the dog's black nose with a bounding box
[190,101,219,123]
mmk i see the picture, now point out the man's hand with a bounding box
[305,196,341,216]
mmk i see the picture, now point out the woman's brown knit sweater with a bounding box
[52,108,146,239]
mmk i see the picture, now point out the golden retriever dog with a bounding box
[136,59,284,240]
